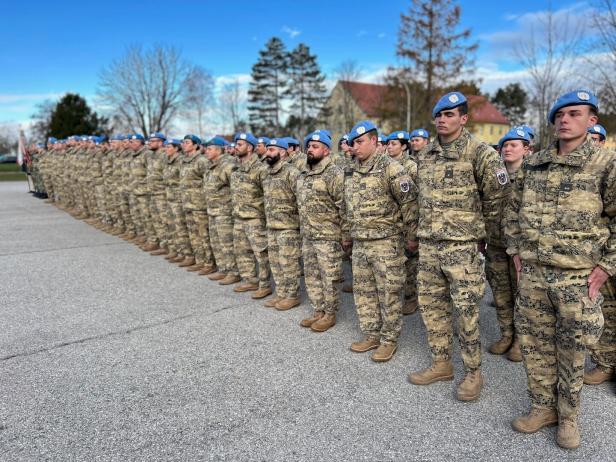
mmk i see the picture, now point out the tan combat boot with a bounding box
[557,418,581,450]
[489,336,513,355]
[170,254,186,263]
[408,361,454,385]
[456,370,483,401]
[178,256,196,267]
[252,287,273,299]
[135,236,147,244]
[208,272,227,281]
[219,274,241,285]
[264,295,282,308]
[342,283,353,293]
[142,243,159,252]
[124,232,137,241]
[150,247,168,256]
[311,313,336,332]
[198,265,216,276]
[300,311,323,328]
[584,366,613,385]
[234,282,258,293]
[512,407,558,433]
[350,336,380,353]
[186,264,204,272]
[402,299,418,315]
[164,252,177,260]
[371,343,397,362]
[275,297,300,310]
[507,338,523,362]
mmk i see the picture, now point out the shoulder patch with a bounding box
[496,168,509,185]
[400,179,410,193]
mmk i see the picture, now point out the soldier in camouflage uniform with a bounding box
[261,138,302,310]
[40,138,56,202]
[409,128,430,161]
[408,92,510,402]
[230,132,272,299]
[255,137,269,159]
[297,132,349,332]
[344,121,416,363]
[203,136,238,282]
[145,133,168,253]
[127,134,150,245]
[286,137,307,171]
[386,130,419,316]
[505,90,616,449]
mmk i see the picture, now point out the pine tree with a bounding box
[284,43,329,135]
[47,93,108,139]
[397,0,478,112]
[491,83,528,127]
[248,37,288,135]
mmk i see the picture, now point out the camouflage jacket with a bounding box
[146,148,166,196]
[416,128,510,245]
[297,155,349,242]
[230,153,268,220]
[288,151,307,171]
[389,152,418,181]
[129,147,149,195]
[346,151,417,241]
[204,155,235,217]
[263,158,301,230]
[102,148,115,187]
[179,152,208,211]
[504,137,616,275]
[162,152,182,203]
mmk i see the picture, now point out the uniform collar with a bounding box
[305,154,332,176]
[526,136,594,168]
[431,128,471,160]
[354,150,382,174]
[269,158,285,174]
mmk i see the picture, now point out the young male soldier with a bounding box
[409,128,430,160]
[588,124,607,146]
[505,90,616,449]
[409,92,510,401]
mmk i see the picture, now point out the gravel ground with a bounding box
[1,181,614,461]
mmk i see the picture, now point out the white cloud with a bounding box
[214,73,251,88]
[281,26,301,39]
[377,32,386,39]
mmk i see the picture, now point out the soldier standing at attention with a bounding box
[230,133,272,299]
[408,92,509,401]
[505,90,616,449]
[588,124,607,146]
[261,138,302,310]
[409,128,430,160]
[255,137,269,159]
[145,132,169,254]
[127,134,150,246]
[297,132,349,332]
[345,121,417,362]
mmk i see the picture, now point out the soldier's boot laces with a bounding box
[507,338,523,362]
[408,361,454,385]
[584,366,613,385]
[456,370,483,402]
[489,336,513,355]
[310,313,336,332]
[557,418,581,450]
[300,311,324,328]
[512,407,558,434]
[350,336,380,353]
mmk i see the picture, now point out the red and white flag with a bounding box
[17,130,30,166]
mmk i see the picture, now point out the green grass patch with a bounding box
[0,172,27,181]
[0,163,22,172]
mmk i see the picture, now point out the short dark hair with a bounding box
[457,102,469,116]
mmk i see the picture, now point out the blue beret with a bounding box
[513,125,535,139]
[36,143,45,148]
[284,137,300,146]
[410,128,429,139]
[256,136,270,145]
[47,137,57,143]
[348,120,378,142]
[305,131,332,149]
[80,135,89,141]
[588,124,607,140]
[234,132,258,147]
[149,132,166,140]
[58,140,66,144]
[377,133,387,143]
[548,89,598,124]
[164,138,182,146]
[266,138,289,149]
[387,131,410,142]
[432,92,467,118]
[183,134,201,144]
[230,142,235,148]
[129,134,145,141]
[111,134,125,141]
[498,127,531,148]
[207,136,228,147]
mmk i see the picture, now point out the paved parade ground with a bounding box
[1,180,615,461]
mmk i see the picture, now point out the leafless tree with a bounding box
[515,6,584,147]
[218,79,246,133]
[183,65,215,135]
[334,60,363,129]
[97,44,195,135]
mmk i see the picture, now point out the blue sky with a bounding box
[0,0,588,128]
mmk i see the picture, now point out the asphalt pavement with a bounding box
[1,181,614,461]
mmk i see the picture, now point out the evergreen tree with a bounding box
[248,37,288,135]
[47,93,108,139]
[284,43,329,135]
[491,83,528,126]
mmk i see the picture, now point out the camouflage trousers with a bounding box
[184,209,215,266]
[516,263,604,418]
[42,174,54,200]
[104,182,119,226]
[94,183,107,222]
[405,250,418,304]
[119,190,135,234]
[84,183,97,217]
[302,238,343,314]
[485,245,518,339]
[268,228,301,299]
[588,278,616,371]
[352,235,406,345]
[129,194,145,235]
[148,194,167,246]
[418,240,485,372]
[164,200,191,255]
[233,218,271,289]
[209,214,238,276]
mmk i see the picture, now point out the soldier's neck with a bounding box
[557,136,586,156]
[438,127,464,145]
